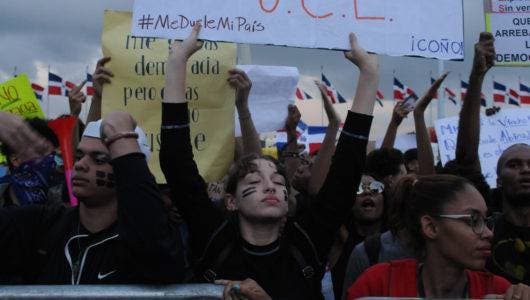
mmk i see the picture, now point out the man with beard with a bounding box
[487,143,530,284]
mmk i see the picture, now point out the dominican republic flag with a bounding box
[430,77,439,99]
[48,72,63,95]
[444,87,457,105]
[321,74,346,104]
[393,77,418,101]
[376,90,384,107]
[295,87,312,100]
[31,83,45,101]
[520,82,530,104]
[461,80,486,107]
[493,81,507,103]
[64,81,76,97]
[276,120,308,152]
[86,73,94,96]
[305,126,327,155]
[508,88,521,106]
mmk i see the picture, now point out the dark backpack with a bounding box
[364,233,382,266]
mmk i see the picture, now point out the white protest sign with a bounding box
[132,0,464,60]
[491,0,530,13]
[435,108,530,187]
[486,0,530,66]
[234,65,298,136]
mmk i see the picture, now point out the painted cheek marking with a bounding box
[283,189,288,201]
[241,187,257,198]
[96,171,106,178]
[96,179,106,187]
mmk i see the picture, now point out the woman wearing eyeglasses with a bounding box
[331,175,387,299]
[346,174,530,299]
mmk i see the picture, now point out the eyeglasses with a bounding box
[437,213,495,235]
[357,180,385,195]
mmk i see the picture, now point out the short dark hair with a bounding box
[365,148,404,181]
[387,174,473,254]
[403,148,418,164]
[496,143,530,175]
[225,153,290,196]
[0,118,59,158]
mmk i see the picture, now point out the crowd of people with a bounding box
[0,24,530,300]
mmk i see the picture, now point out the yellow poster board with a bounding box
[101,10,236,183]
[0,73,45,119]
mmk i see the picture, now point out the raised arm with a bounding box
[297,33,378,259]
[160,24,224,254]
[413,72,448,175]
[100,111,185,283]
[282,104,302,184]
[305,81,342,196]
[380,102,412,149]
[87,57,113,123]
[455,32,495,169]
[230,68,261,156]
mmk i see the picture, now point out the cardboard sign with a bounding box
[234,65,297,136]
[0,74,45,119]
[486,0,530,66]
[102,10,236,183]
[435,108,530,187]
[132,0,464,60]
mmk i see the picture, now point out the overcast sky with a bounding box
[0,0,529,136]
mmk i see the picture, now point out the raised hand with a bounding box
[472,32,495,77]
[414,72,449,115]
[228,68,252,108]
[344,33,378,74]
[68,80,87,117]
[285,104,301,132]
[93,57,113,98]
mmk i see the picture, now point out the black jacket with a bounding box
[160,102,372,299]
[0,153,185,284]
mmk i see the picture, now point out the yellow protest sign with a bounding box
[0,73,45,119]
[102,10,236,183]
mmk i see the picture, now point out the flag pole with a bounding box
[47,65,51,118]
[437,60,445,120]
[320,65,324,126]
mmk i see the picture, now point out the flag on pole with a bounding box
[393,77,418,101]
[321,74,346,104]
[493,81,507,103]
[86,73,94,96]
[31,83,45,101]
[64,81,76,97]
[508,88,521,106]
[305,126,327,155]
[295,87,312,100]
[276,120,308,151]
[48,72,63,95]
[375,90,384,107]
[444,87,457,105]
[519,82,530,104]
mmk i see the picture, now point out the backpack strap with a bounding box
[364,233,382,266]
[201,241,235,283]
[288,244,316,292]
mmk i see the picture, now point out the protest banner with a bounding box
[102,10,236,183]
[0,74,45,119]
[132,0,464,60]
[435,108,530,187]
[485,0,530,66]
[234,65,297,136]
[376,133,417,152]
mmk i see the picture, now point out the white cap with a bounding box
[83,119,151,162]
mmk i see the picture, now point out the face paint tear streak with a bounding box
[241,187,257,198]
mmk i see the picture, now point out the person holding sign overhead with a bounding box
[160,23,378,299]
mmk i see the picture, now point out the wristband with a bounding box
[104,131,139,147]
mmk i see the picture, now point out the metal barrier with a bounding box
[0,284,224,299]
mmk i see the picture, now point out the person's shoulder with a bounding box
[466,269,511,295]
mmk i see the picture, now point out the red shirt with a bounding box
[347,259,510,299]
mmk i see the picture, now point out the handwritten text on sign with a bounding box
[132,0,464,60]
[0,74,44,119]
[486,0,530,66]
[435,108,530,188]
